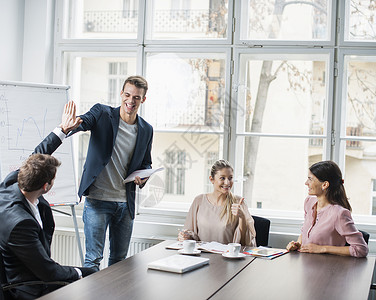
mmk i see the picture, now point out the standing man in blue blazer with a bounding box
[61,76,153,270]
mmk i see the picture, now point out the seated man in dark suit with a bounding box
[0,102,94,300]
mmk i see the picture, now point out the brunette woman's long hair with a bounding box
[309,160,351,211]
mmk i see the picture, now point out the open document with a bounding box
[243,247,288,259]
[123,167,164,184]
[166,241,229,254]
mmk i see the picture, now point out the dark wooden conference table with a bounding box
[210,250,376,300]
[38,240,255,300]
[38,240,375,300]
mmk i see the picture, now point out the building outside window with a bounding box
[108,62,128,105]
[123,0,138,18]
[164,149,186,195]
[205,151,219,193]
[372,179,376,215]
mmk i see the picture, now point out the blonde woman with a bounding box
[178,160,256,246]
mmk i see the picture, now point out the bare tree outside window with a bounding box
[347,0,376,41]
[242,0,329,206]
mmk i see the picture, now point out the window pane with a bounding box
[67,0,139,39]
[64,54,137,108]
[145,52,226,131]
[345,0,376,42]
[345,56,376,138]
[146,0,229,40]
[240,0,331,41]
[139,132,223,207]
[235,137,323,211]
[237,54,329,135]
[343,140,376,215]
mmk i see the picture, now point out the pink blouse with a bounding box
[183,194,256,246]
[301,196,368,257]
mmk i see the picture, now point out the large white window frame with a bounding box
[235,0,337,47]
[54,0,146,44]
[138,46,232,212]
[53,0,376,245]
[336,49,376,168]
[230,48,335,199]
[144,0,234,45]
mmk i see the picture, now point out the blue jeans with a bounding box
[83,198,134,271]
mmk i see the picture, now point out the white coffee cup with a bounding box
[183,240,196,253]
[228,243,241,257]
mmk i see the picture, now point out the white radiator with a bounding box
[51,230,161,269]
[51,230,84,267]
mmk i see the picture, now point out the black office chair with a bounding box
[1,253,69,300]
[252,215,271,247]
[343,229,376,292]
[353,230,376,291]
[359,230,370,244]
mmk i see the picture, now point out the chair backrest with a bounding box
[0,253,7,300]
[0,253,7,285]
[252,215,271,247]
[359,230,370,244]
[345,230,369,246]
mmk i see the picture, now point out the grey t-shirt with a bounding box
[87,118,138,202]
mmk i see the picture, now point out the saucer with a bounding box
[222,252,246,259]
[178,249,201,255]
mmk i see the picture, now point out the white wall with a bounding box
[0,0,24,81]
[0,0,55,83]
[22,0,55,83]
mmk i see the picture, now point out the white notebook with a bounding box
[147,255,209,274]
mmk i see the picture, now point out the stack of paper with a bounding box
[165,241,228,254]
[197,242,228,254]
[243,247,288,259]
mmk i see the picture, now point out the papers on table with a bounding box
[198,242,229,254]
[166,242,289,259]
[243,247,288,259]
[123,167,164,184]
[166,241,229,254]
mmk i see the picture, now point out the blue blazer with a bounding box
[69,103,153,219]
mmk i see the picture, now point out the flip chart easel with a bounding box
[0,81,84,266]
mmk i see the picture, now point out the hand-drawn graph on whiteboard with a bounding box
[0,81,79,205]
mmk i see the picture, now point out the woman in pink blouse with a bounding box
[286,161,368,257]
[178,160,256,246]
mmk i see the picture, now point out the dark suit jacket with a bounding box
[0,133,80,299]
[69,103,153,219]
